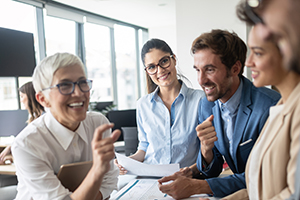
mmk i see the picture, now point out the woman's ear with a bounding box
[172,54,177,65]
[36,92,51,108]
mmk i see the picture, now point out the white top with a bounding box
[12,111,118,200]
[248,104,284,199]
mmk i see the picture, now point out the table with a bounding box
[0,164,16,176]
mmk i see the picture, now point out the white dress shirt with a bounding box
[12,111,118,200]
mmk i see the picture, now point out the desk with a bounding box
[0,164,16,176]
[111,175,220,200]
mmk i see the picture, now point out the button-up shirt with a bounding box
[217,80,243,159]
[137,82,205,167]
[12,111,118,200]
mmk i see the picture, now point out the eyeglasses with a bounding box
[42,79,93,95]
[246,0,263,24]
[144,55,174,75]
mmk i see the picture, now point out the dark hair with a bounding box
[141,39,174,94]
[236,0,255,26]
[191,29,247,77]
[19,81,44,123]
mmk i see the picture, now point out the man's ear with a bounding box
[36,92,50,108]
[231,60,242,76]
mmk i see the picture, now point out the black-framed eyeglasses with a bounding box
[42,79,93,95]
[246,0,263,24]
[144,55,174,75]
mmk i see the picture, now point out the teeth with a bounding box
[69,102,83,107]
[159,74,168,79]
[204,86,214,90]
[252,71,258,75]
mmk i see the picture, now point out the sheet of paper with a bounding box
[110,179,214,200]
[115,153,180,177]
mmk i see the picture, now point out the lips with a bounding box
[68,102,84,108]
[202,85,216,94]
[158,72,170,80]
[251,70,259,79]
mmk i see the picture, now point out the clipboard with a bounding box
[57,161,93,192]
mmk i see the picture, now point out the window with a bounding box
[44,15,76,56]
[0,78,18,110]
[0,0,38,110]
[114,24,138,109]
[0,0,148,112]
[84,22,113,102]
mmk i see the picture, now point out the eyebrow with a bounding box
[58,76,86,83]
[250,46,265,51]
[193,64,216,70]
[146,55,170,67]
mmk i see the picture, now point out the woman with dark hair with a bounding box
[0,81,44,165]
[19,81,45,123]
[115,38,204,174]
[220,2,300,199]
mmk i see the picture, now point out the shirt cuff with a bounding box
[202,154,214,172]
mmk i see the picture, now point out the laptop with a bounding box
[57,161,93,192]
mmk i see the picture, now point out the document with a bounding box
[115,153,180,177]
[110,179,214,200]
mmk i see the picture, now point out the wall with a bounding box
[149,0,248,90]
[176,0,248,89]
[148,24,177,55]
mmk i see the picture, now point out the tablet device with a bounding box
[57,161,93,192]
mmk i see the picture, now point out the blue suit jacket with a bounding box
[196,76,281,197]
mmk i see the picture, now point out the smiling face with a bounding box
[246,25,287,88]
[144,49,177,89]
[42,64,90,131]
[193,48,240,103]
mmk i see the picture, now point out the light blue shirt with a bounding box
[136,82,205,167]
[217,80,243,159]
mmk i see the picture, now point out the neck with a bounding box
[275,72,300,103]
[220,76,241,103]
[158,80,181,101]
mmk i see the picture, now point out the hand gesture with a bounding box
[91,123,121,177]
[196,115,217,163]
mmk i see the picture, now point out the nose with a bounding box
[245,53,254,68]
[197,70,207,86]
[156,64,165,74]
[72,83,84,96]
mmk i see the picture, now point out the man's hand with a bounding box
[179,167,193,178]
[196,115,217,164]
[158,172,212,199]
[91,123,121,177]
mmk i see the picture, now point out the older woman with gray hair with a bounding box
[12,52,120,200]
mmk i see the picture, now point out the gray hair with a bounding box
[32,53,85,98]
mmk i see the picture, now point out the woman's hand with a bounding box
[114,159,128,175]
[0,146,13,165]
[91,123,121,177]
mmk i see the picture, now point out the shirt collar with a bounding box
[217,79,243,114]
[45,111,88,150]
[151,80,185,102]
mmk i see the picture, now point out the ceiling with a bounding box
[53,0,176,29]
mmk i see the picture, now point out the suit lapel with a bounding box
[232,78,252,168]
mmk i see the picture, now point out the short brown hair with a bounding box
[191,29,247,77]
